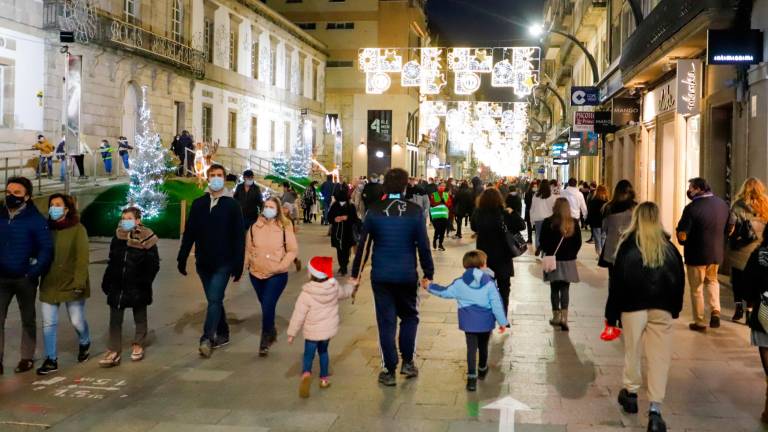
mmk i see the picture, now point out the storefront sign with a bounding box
[677,59,702,116]
[612,98,640,126]
[644,78,675,122]
[528,132,545,144]
[594,111,613,133]
[708,29,764,65]
[571,86,599,106]
[367,110,392,175]
[552,158,569,166]
[570,131,599,157]
[573,111,594,132]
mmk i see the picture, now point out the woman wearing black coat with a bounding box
[471,188,525,319]
[452,181,474,239]
[327,188,361,275]
[603,202,684,432]
[100,207,160,367]
[523,180,538,244]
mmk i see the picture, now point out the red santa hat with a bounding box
[308,256,333,280]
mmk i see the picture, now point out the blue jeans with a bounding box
[197,268,231,343]
[103,158,112,174]
[120,152,130,169]
[250,273,289,334]
[37,156,53,176]
[41,300,90,360]
[59,158,67,182]
[303,339,330,377]
[592,227,605,256]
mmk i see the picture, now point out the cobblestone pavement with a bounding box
[0,223,766,431]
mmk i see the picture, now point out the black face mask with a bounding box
[686,190,695,200]
[5,194,25,209]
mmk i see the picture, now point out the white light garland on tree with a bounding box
[289,114,312,177]
[127,87,168,219]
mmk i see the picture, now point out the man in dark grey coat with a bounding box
[675,177,729,332]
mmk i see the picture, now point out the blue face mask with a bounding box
[120,219,136,231]
[262,207,278,219]
[49,206,65,220]
[209,177,225,192]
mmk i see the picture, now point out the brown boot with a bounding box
[560,309,569,332]
[549,310,561,326]
[762,378,768,424]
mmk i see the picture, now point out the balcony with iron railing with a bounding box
[43,0,205,78]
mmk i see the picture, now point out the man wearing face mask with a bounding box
[233,170,263,229]
[178,164,245,358]
[0,177,54,374]
[429,182,452,251]
[350,168,434,387]
[675,177,729,332]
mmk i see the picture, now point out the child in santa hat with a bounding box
[287,256,356,398]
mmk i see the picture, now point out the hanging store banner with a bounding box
[528,132,545,145]
[571,131,599,156]
[570,86,599,107]
[676,59,702,116]
[594,111,613,134]
[64,54,83,156]
[573,111,595,132]
[612,98,640,126]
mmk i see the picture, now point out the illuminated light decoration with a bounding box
[358,48,381,72]
[366,72,392,94]
[455,72,481,95]
[401,60,421,87]
[492,47,540,97]
[127,87,168,219]
[381,49,403,72]
[290,112,312,177]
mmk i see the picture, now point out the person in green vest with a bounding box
[99,139,114,176]
[36,193,92,375]
[429,182,452,251]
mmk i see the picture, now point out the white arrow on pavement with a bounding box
[483,396,531,432]
[32,376,67,386]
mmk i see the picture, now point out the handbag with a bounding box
[542,236,564,273]
[757,291,768,334]
[502,220,527,258]
[730,214,758,250]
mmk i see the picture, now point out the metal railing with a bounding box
[43,0,205,77]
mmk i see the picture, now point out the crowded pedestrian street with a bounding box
[0,222,763,432]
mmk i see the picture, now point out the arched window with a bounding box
[172,0,183,43]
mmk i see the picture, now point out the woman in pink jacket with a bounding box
[246,196,299,357]
[287,256,355,398]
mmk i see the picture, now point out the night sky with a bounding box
[426,0,545,46]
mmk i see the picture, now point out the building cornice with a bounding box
[234,0,329,56]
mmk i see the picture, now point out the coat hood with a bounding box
[302,278,339,304]
[461,267,495,289]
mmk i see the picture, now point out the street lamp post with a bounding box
[530,24,600,85]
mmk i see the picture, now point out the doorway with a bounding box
[710,104,733,201]
[122,83,140,143]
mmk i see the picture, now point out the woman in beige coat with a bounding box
[246,196,298,356]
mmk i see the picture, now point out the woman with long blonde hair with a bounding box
[246,195,299,356]
[604,202,685,432]
[728,177,768,322]
[539,198,582,331]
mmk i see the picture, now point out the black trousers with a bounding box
[0,277,37,362]
[550,281,570,310]
[336,245,351,272]
[109,306,148,353]
[73,155,86,177]
[303,204,313,223]
[432,219,448,247]
[465,331,491,377]
[455,215,467,237]
[525,212,533,242]
[732,268,747,304]
[496,271,511,317]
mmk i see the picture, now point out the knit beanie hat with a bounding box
[308,256,333,280]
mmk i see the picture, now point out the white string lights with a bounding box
[421,101,529,176]
[358,47,540,97]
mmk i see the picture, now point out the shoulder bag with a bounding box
[542,236,564,273]
[502,216,527,258]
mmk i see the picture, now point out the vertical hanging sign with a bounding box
[64,54,83,156]
[676,59,702,116]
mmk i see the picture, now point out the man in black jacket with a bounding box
[233,170,263,228]
[178,164,245,358]
[361,174,384,212]
[675,177,729,332]
[350,168,434,387]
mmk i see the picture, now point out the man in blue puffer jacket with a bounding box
[350,168,434,387]
[425,250,508,391]
[0,176,54,374]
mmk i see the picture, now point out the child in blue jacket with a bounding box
[423,249,509,391]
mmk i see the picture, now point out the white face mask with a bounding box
[244,179,254,186]
[262,207,278,219]
[339,201,347,206]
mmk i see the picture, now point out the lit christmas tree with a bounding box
[289,115,311,177]
[272,154,289,177]
[127,87,168,218]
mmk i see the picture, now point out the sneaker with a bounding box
[688,323,707,333]
[647,411,667,432]
[212,336,230,349]
[198,340,213,358]
[14,359,33,373]
[400,361,419,379]
[77,343,90,363]
[319,378,331,389]
[258,335,270,357]
[478,366,489,380]
[36,358,58,376]
[618,388,638,414]
[130,344,145,362]
[466,377,477,391]
[299,372,312,398]
[709,313,721,329]
[438,246,446,251]
[378,370,396,386]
